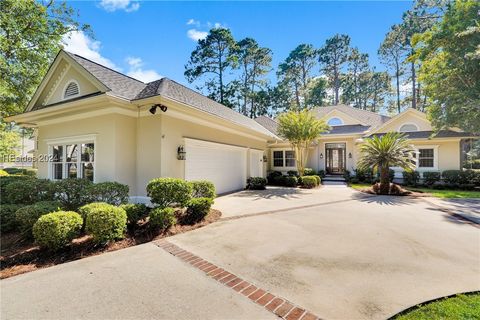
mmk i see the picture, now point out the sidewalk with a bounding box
[421,197,480,224]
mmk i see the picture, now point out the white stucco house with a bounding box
[7,51,476,201]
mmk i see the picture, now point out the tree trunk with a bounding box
[334,67,339,105]
[411,59,416,109]
[379,165,390,195]
[395,59,401,114]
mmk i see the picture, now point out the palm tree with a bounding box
[358,132,416,194]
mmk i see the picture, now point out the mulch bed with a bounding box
[356,183,427,197]
[0,209,221,279]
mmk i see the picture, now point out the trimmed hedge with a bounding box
[4,178,54,205]
[303,168,315,176]
[3,168,37,176]
[33,211,83,250]
[190,180,216,199]
[15,201,62,237]
[0,204,22,233]
[301,176,318,189]
[284,175,298,187]
[423,172,441,186]
[312,175,321,186]
[150,207,176,229]
[120,203,149,226]
[246,177,267,190]
[354,168,375,183]
[85,203,127,244]
[147,178,192,208]
[89,182,129,205]
[402,171,420,186]
[185,197,212,224]
[53,178,93,211]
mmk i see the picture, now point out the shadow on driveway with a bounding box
[350,192,413,206]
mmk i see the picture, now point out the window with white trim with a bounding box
[272,150,296,167]
[64,81,79,99]
[50,142,94,181]
[328,117,343,126]
[418,148,434,168]
[399,123,418,132]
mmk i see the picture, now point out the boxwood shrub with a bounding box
[53,178,94,211]
[267,171,283,185]
[15,201,62,237]
[422,172,441,186]
[89,182,129,205]
[0,204,22,233]
[120,203,149,227]
[402,170,420,186]
[85,203,127,244]
[301,176,318,189]
[33,211,83,250]
[312,175,321,185]
[190,180,216,199]
[0,175,32,203]
[4,178,54,205]
[303,168,315,176]
[246,177,267,190]
[185,197,213,224]
[284,175,298,187]
[147,178,192,208]
[150,207,176,229]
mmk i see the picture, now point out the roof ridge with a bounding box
[337,104,391,119]
[64,50,147,84]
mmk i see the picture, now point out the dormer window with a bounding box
[399,123,419,132]
[328,117,343,126]
[64,81,79,99]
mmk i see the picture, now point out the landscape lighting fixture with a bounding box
[149,104,168,114]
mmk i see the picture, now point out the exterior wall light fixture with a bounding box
[177,145,186,160]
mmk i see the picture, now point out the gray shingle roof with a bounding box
[324,124,371,135]
[254,115,279,135]
[372,131,476,139]
[313,104,390,129]
[66,52,146,100]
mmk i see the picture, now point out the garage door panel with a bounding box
[185,139,247,194]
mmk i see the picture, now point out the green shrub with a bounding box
[120,203,149,226]
[146,178,192,208]
[246,177,267,190]
[185,197,213,224]
[303,168,315,176]
[89,182,129,205]
[402,171,420,186]
[4,178,54,205]
[317,170,325,178]
[301,176,317,189]
[354,168,374,183]
[343,170,351,182]
[53,178,93,211]
[85,203,127,244]
[15,201,62,237]
[190,180,216,199]
[0,175,32,203]
[312,175,321,185]
[267,171,283,184]
[423,172,441,186]
[284,175,298,187]
[0,204,22,232]
[150,207,176,229]
[0,169,9,177]
[287,170,298,177]
[33,211,82,250]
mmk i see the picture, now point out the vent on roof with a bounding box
[64,81,79,99]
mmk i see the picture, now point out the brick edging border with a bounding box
[155,240,322,320]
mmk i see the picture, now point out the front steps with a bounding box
[322,175,346,182]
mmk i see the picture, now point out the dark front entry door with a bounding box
[325,143,346,174]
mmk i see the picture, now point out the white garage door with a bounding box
[249,149,264,178]
[185,139,247,194]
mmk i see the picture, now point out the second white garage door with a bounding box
[184,138,248,195]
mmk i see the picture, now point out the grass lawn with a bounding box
[349,183,480,198]
[393,293,480,320]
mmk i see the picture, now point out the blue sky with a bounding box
[65,1,412,85]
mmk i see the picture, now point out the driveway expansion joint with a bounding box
[154,240,322,320]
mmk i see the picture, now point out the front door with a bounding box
[325,143,346,174]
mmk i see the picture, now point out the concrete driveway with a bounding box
[2,186,479,320]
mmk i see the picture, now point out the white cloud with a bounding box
[186,19,199,26]
[125,56,161,82]
[187,29,208,41]
[99,0,140,12]
[62,31,119,70]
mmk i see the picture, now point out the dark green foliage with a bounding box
[0,175,32,203]
[267,171,283,184]
[89,182,129,205]
[303,168,315,176]
[246,177,267,190]
[190,180,216,199]
[354,168,375,183]
[442,170,478,185]
[422,172,441,186]
[185,197,213,224]
[301,176,318,189]
[33,211,82,250]
[147,178,193,208]
[149,207,176,229]
[287,170,298,176]
[317,170,326,178]
[120,203,149,227]
[0,204,22,232]
[15,201,62,237]
[85,203,127,244]
[284,175,298,187]
[343,170,351,182]
[4,178,54,205]
[53,178,93,211]
[402,171,420,186]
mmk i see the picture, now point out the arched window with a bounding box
[399,123,419,132]
[328,117,343,126]
[64,81,79,99]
